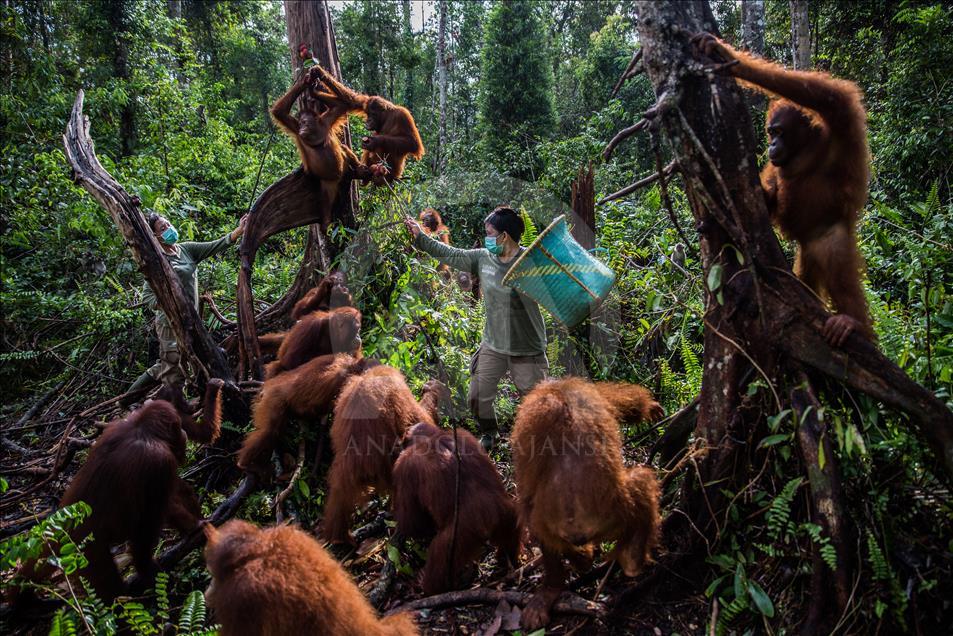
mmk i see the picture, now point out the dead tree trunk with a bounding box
[236,0,359,379]
[63,90,245,421]
[626,0,953,629]
[570,163,595,251]
[560,164,597,376]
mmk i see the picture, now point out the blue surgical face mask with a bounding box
[161,226,179,245]
[485,234,504,255]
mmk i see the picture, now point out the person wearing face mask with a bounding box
[404,205,547,451]
[122,211,247,404]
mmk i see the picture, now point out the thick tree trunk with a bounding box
[570,163,595,251]
[236,0,359,380]
[630,1,953,624]
[790,0,811,70]
[436,0,448,172]
[560,164,597,376]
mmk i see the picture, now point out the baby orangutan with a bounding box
[204,520,418,635]
[511,378,663,630]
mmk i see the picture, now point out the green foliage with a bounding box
[1,502,91,573]
[519,208,538,246]
[2,1,951,633]
[766,477,802,542]
[477,0,555,178]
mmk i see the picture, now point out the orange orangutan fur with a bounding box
[237,354,375,476]
[511,377,662,630]
[204,520,418,636]
[321,366,447,544]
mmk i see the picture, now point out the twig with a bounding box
[201,293,237,327]
[597,160,678,205]
[651,131,695,257]
[589,562,614,603]
[11,378,68,429]
[78,386,159,417]
[603,119,650,161]
[385,588,606,619]
[873,215,951,251]
[274,439,306,523]
[489,554,542,586]
[660,442,709,487]
[0,418,79,510]
[1,436,34,457]
[610,48,643,98]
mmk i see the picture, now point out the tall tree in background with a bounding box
[436,0,448,171]
[790,0,811,68]
[335,0,402,98]
[400,0,415,107]
[104,0,135,156]
[741,0,766,54]
[477,0,555,178]
[741,0,766,112]
[446,1,486,149]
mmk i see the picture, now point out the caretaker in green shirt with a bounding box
[123,212,246,403]
[404,205,548,450]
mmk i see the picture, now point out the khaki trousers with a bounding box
[467,345,548,435]
[146,319,185,387]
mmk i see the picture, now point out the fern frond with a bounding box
[767,477,803,542]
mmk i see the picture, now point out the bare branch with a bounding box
[598,160,678,204]
[386,588,606,620]
[610,48,643,98]
[602,118,650,161]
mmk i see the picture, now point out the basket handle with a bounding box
[587,247,609,256]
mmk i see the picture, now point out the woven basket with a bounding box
[502,215,616,328]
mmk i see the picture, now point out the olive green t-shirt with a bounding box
[142,234,235,326]
[413,232,546,356]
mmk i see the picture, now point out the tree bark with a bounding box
[741,0,765,55]
[790,0,811,70]
[436,0,448,172]
[740,0,767,112]
[560,163,597,376]
[570,163,595,251]
[792,376,851,635]
[236,0,359,380]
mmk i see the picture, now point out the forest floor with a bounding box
[1,386,707,635]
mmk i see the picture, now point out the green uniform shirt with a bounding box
[142,234,235,326]
[413,232,546,356]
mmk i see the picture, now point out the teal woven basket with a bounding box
[502,215,616,328]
